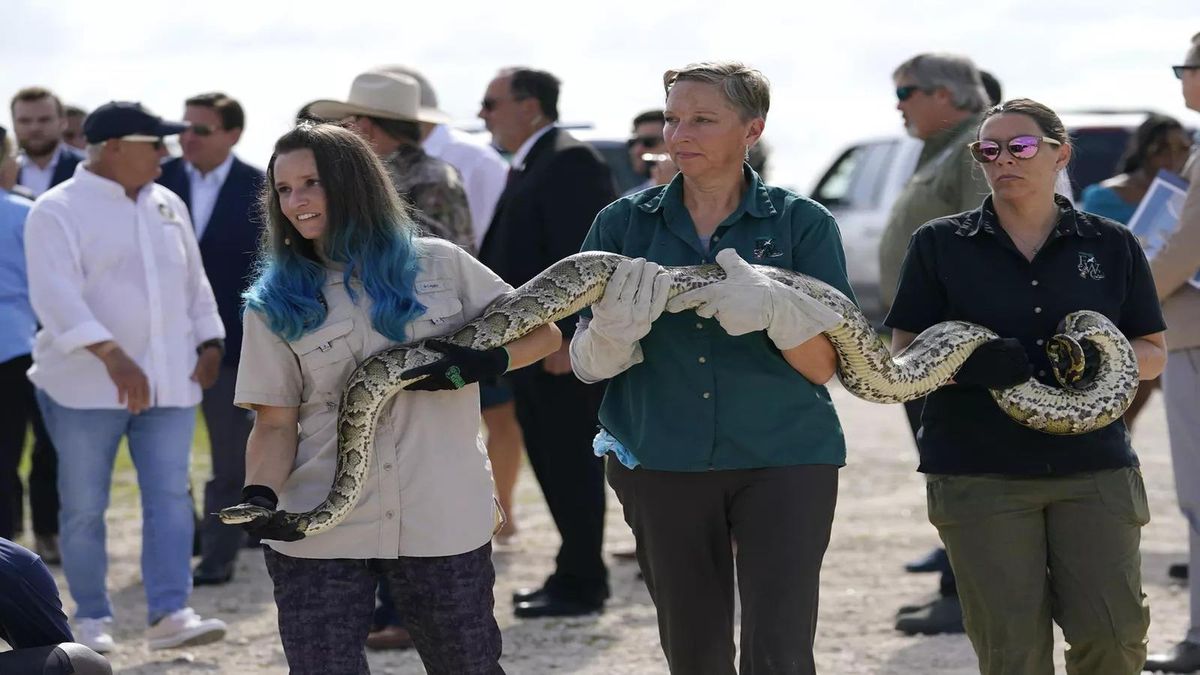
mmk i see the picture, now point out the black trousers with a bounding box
[195,363,254,576]
[509,367,608,602]
[0,354,58,539]
[263,544,503,675]
[608,461,838,675]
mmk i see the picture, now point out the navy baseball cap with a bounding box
[83,101,188,144]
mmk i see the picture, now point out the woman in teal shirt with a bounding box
[571,61,854,675]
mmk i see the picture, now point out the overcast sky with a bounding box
[4,0,1197,190]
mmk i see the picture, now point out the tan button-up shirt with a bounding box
[234,238,512,558]
[1150,152,1200,351]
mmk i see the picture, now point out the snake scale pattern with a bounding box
[219,252,1140,537]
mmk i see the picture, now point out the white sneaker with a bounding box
[145,607,226,650]
[75,616,116,653]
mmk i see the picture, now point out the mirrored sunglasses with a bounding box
[968,135,1062,163]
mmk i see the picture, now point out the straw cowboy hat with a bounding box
[307,71,450,125]
[370,64,452,124]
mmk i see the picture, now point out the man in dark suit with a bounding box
[157,92,265,586]
[11,87,83,198]
[478,67,617,618]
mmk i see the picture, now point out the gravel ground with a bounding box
[14,384,1188,674]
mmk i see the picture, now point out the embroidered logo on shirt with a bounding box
[416,280,448,293]
[753,237,783,260]
[1077,252,1105,280]
[157,202,179,223]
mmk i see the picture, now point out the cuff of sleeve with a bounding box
[570,327,643,384]
[192,314,226,344]
[55,321,114,354]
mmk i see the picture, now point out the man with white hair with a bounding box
[24,101,228,653]
[879,52,993,637]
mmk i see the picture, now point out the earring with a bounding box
[744,146,751,161]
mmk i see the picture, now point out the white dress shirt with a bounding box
[422,125,508,249]
[183,153,234,239]
[24,164,224,409]
[509,123,555,172]
[17,144,66,197]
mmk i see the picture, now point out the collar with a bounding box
[955,194,1102,240]
[183,153,235,184]
[422,124,450,155]
[74,163,160,203]
[919,113,981,163]
[18,143,65,171]
[638,163,776,219]
[510,123,555,171]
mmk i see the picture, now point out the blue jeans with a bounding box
[36,390,197,624]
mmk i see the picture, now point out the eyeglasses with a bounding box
[896,85,931,102]
[627,135,662,149]
[968,135,1062,163]
[1174,65,1200,79]
[480,95,526,112]
[120,134,165,150]
[186,124,218,136]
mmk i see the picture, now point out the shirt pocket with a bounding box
[290,318,357,372]
[409,289,465,341]
[161,222,189,267]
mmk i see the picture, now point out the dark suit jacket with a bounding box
[158,156,266,366]
[478,127,616,337]
[17,144,83,192]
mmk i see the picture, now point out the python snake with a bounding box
[219,252,1140,537]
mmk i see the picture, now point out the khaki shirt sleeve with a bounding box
[942,139,990,214]
[234,308,302,409]
[1150,154,1200,300]
[453,247,514,320]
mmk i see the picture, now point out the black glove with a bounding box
[231,485,305,542]
[401,340,509,391]
[954,338,1033,389]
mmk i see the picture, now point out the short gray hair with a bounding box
[663,61,770,121]
[893,53,988,113]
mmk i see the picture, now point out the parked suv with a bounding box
[809,111,1163,322]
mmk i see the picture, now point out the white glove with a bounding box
[665,248,842,350]
[571,258,673,383]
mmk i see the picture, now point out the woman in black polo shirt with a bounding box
[886,98,1167,675]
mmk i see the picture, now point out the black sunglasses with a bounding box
[1173,65,1200,79]
[480,95,527,112]
[186,124,219,136]
[896,85,931,102]
[626,135,662,149]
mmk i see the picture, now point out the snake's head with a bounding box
[217,503,274,525]
[1046,334,1101,390]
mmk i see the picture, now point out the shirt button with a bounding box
[1036,339,1045,346]
[1031,280,1039,286]
[1038,370,1047,377]
[1034,307,1043,314]
[698,356,707,364]
[383,463,393,471]
[712,235,720,243]
[385,511,395,519]
[695,323,703,330]
[702,392,711,399]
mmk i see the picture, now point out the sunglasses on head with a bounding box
[120,134,165,150]
[968,135,1062,163]
[896,85,931,102]
[627,135,662,148]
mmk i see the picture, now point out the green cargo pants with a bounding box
[927,467,1151,675]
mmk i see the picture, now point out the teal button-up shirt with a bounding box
[580,165,856,471]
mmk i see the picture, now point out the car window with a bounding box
[812,145,868,207]
[812,140,898,209]
[1066,128,1129,198]
[589,141,644,196]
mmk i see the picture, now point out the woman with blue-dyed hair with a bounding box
[229,122,560,674]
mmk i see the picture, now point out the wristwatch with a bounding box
[197,338,225,357]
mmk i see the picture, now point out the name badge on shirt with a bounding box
[416,280,449,293]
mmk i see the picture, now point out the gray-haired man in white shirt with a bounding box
[23,101,228,654]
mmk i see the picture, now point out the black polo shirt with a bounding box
[885,195,1166,476]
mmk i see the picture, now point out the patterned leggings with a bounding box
[263,544,503,675]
